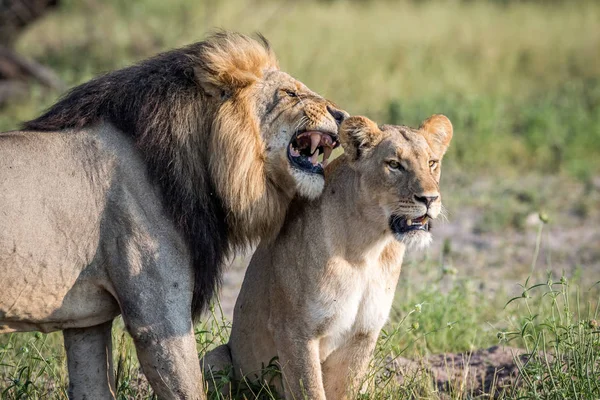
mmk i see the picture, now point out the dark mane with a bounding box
[24,41,229,320]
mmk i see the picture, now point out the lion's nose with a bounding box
[414,194,439,208]
[327,106,348,125]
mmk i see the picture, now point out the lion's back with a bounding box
[0,129,112,240]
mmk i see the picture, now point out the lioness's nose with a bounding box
[327,106,348,125]
[414,194,439,208]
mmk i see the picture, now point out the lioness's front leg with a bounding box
[273,331,326,400]
[63,320,116,399]
[321,332,379,400]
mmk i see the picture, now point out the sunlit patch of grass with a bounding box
[499,274,600,398]
[497,218,600,398]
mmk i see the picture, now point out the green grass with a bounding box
[3,263,597,399]
[2,214,598,399]
[385,81,600,179]
[1,267,598,398]
[501,275,600,399]
[2,0,599,176]
[1,0,599,398]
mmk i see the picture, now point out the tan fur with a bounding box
[203,115,453,400]
[0,32,346,400]
[204,35,344,246]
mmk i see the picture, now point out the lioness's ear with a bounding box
[339,116,382,160]
[419,114,453,156]
[194,32,279,99]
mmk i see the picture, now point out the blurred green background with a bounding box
[2,0,600,179]
[1,1,600,398]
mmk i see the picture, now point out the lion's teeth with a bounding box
[310,151,319,165]
[321,134,333,147]
[289,143,300,157]
[407,219,412,225]
[310,132,321,154]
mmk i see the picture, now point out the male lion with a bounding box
[0,32,346,399]
[203,115,453,399]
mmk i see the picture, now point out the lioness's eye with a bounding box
[284,89,297,97]
[429,160,438,169]
[388,160,402,170]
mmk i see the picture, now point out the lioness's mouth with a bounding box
[389,214,430,235]
[288,130,340,175]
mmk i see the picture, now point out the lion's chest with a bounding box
[310,255,402,362]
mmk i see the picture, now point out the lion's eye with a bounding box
[284,89,297,98]
[429,160,438,169]
[388,160,403,170]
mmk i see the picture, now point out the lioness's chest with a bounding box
[311,258,402,361]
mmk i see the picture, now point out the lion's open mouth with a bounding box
[288,130,340,175]
[389,214,430,235]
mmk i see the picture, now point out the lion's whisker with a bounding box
[294,116,308,133]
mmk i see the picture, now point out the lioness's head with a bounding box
[196,33,347,203]
[339,115,453,249]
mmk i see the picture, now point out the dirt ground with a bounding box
[389,345,531,398]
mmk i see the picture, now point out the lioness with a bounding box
[0,32,346,399]
[204,114,453,399]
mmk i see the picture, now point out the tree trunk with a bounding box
[0,0,63,106]
[0,0,59,48]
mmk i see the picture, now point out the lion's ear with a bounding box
[339,116,382,160]
[195,62,261,99]
[194,32,279,99]
[419,114,453,156]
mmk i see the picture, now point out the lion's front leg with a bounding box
[129,320,203,399]
[63,320,116,400]
[108,227,205,399]
[118,288,204,400]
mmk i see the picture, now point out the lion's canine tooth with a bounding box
[310,151,319,165]
[407,219,412,225]
[310,132,321,154]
